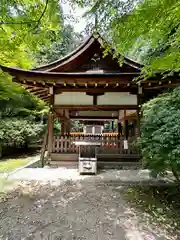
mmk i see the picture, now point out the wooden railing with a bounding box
[52,134,137,155]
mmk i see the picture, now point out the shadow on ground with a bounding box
[122,185,180,239]
[0,174,179,240]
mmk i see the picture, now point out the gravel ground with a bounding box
[0,174,177,240]
[7,168,173,184]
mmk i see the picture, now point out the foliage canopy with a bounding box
[0,0,63,100]
[74,0,180,76]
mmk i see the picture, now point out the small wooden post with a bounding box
[137,91,142,137]
[40,130,48,167]
[64,109,70,135]
[124,119,129,140]
[136,109,141,137]
[47,112,54,159]
[47,87,54,162]
[66,123,71,135]
[123,110,129,140]
[61,122,63,135]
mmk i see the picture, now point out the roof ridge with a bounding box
[32,34,94,71]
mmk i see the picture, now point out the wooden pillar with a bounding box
[64,109,70,135]
[61,121,65,135]
[133,119,137,137]
[124,119,129,140]
[47,86,54,161]
[137,110,141,136]
[118,110,122,138]
[123,110,129,139]
[137,86,142,136]
[47,112,54,156]
[66,122,71,135]
[111,120,114,132]
[64,122,71,135]
[118,122,122,136]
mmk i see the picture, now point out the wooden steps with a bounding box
[51,153,140,162]
[49,160,141,169]
[49,153,140,169]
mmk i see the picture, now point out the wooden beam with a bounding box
[14,73,139,83]
[40,96,51,104]
[54,114,67,121]
[70,116,118,120]
[54,87,138,93]
[36,92,50,98]
[22,84,42,88]
[29,88,48,94]
[19,78,54,88]
[119,113,137,122]
[54,105,138,111]
[54,109,70,121]
[114,83,119,88]
[145,83,180,90]
[41,96,50,101]
[24,86,36,91]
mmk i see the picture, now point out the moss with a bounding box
[0,158,30,173]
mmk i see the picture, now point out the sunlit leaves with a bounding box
[0,0,63,107]
[0,0,63,67]
[73,0,180,75]
[34,24,83,66]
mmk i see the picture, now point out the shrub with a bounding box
[137,87,180,183]
[0,117,45,149]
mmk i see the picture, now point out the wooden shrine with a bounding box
[1,33,179,167]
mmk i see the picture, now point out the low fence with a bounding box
[52,134,137,155]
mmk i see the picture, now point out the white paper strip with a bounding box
[124,140,128,149]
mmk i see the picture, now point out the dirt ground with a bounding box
[0,177,178,240]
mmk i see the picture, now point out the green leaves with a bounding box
[0,0,63,67]
[74,0,180,75]
[137,87,180,181]
[0,117,45,147]
[0,0,64,112]
[34,25,83,66]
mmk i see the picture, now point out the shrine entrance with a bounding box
[1,33,153,167]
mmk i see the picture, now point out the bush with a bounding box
[137,87,180,182]
[0,117,45,149]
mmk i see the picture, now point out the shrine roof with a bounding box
[32,33,143,72]
[0,33,142,77]
[1,33,178,103]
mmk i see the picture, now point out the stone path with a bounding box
[7,168,173,184]
[0,169,177,240]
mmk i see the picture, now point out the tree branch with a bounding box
[36,0,49,26]
[0,0,49,26]
[0,21,37,25]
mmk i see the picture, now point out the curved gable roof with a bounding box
[33,35,93,72]
[33,33,143,73]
